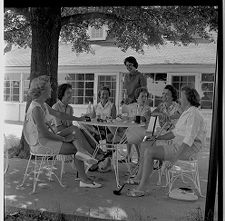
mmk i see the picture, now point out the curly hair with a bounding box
[57,83,72,101]
[181,86,200,107]
[164,85,178,102]
[98,86,111,98]
[134,87,149,100]
[124,56,138,69]
[28,75,50,100]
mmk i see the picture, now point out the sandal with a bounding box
[126,189,147,197]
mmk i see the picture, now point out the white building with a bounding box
[4,41,217,137]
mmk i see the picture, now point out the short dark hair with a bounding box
[98,86,111,98]
[124,56,138,69]
[134,87,149,100]
[164,85,178,102]
[58,83,72,101]
[181,86,200,107]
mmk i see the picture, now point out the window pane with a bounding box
[201,83,213,91]
[99,76,105,81]
[172,76,180,82]
[188,76,195,83]
[201,101,212,109]
[202,73,214,82]
[4,88,10,94]
[85,89,93,96]
[4,81,10,87]
[201,92,213,100]
[85,74,94,80]
[180,76,187,82]
[12,95,19,101]
[76,74,84,81]
[155,73,167,81]
[13,88,19,95]
[85,82,94,89]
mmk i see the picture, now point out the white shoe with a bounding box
[79,181,102,188]
[75,152,98,165]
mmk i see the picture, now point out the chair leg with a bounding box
[31,155,45,194]
[60,159,65,181]
[17,154,32,187]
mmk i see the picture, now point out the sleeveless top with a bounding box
[23,101,53,146]
[94,100,114,119]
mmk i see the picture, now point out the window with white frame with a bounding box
[171,75,195,98]
[4,80,20,102]
[97,75,117,103]
[200,73,214,109]
[65,73,94,104]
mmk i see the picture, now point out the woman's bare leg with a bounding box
[59,142,92,183]
[136,143,165,192]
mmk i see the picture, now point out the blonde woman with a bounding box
[24,75,102,188]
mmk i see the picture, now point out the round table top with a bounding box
[79,119,145,128]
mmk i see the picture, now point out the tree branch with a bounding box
[61,12,129,26]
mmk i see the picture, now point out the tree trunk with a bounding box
[18,7,61,158]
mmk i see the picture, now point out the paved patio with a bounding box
[3,121,216,220]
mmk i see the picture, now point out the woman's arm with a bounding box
[157,131,175,140]
[111,104,117,119]
[46,104,84,122]
[32,107,65,142]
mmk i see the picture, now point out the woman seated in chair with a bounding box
[85,86,117,172]
[52,83,106,164]
[25,75,102,188]
[120,87,151,163]
[151,84,182,132]
[127,86,205,197]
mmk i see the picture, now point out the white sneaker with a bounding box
[79,181,102,188]
[75,152,98,165]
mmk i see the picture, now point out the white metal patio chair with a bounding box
[17,151,66,194]
[160,121,207,197]
[18,115,66,194]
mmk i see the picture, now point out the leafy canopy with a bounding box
[4,6,218,54]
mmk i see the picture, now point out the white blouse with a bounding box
[172,106,205,147]
[94,101,114,119]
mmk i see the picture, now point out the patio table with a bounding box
[78,119,145,188]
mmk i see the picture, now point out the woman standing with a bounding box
[123,56,147,104]
[24,75,102,188]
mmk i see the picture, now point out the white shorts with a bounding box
[162,141,201,162]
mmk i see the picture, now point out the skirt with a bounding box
[30,137,62,155]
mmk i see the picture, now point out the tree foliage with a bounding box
[4,6,218,54]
